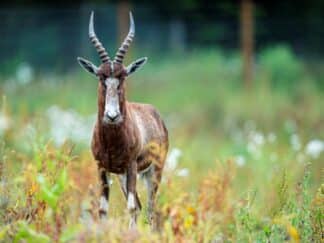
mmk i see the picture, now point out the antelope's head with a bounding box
[77,11,147,125]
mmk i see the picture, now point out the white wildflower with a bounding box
[253,132,265,146]
[247,131,264,146]
[247,135,262,158]
[176,168,189,177]
[247,142,261,158]
[16,63,33,85]
[0,112,10,135]
[165,147,182,171]
[305,140,324,159]
[246,131,264,159]
[46,105,95,146]
[235,155,246,167]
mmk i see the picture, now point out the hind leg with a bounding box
[143,164,163,229]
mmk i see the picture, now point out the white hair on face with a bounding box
[110,61,114,75]
[103,76,121,124]
[102,62,121,123]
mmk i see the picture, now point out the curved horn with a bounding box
[89,11,110,63]
[114,12,135,64]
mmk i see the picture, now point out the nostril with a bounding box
[110,115,117,121]
[106,111,119,121]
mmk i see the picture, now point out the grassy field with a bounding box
[0,47,323,242]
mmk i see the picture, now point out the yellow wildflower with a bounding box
[184,215,194,230]
[287,225,300,243]
[186,205,196,215]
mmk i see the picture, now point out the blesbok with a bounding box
[77,11,169,228]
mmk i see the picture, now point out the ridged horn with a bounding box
[89,11,110,63]
[114,12,135,64]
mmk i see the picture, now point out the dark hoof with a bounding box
[99,209,107,218]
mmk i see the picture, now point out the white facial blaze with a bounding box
[104,78,120,122]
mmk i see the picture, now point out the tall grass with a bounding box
[0,47,323,241]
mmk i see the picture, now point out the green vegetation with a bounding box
[0,47,323,242]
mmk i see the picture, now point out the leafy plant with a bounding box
[36,168,67,210]
[14,221,50,243]
[259,45,303,91]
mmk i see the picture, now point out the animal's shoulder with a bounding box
[128,102,168,139]
[128,102,162,121]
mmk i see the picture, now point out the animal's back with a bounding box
[128,102,169,172]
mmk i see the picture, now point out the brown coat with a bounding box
[91,67,168,174]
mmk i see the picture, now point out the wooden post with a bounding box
[240,0,254,89]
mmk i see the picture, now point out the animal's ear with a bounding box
[77,57,98,76]
[126,57,147,76]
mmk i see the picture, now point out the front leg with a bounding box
[126,161,139,228]
[98,167,110,219]
[117,174,142,210]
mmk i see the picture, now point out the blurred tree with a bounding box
[1,0,324,75]
[241,0,254,89]
[117,1,130,43]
